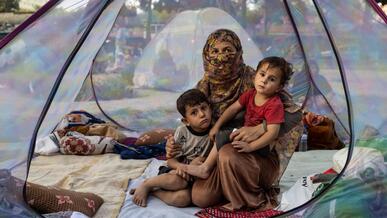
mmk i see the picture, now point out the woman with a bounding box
[167,29,301,211]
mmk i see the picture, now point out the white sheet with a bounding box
[276,150,338,214]
[279,150,337,192]
[118,159,200,218]
[21,154,150,218]
[119,150,337,217]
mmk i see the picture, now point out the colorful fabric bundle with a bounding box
[302,112,345,150]
[59,132,115,155]
[56,110,105,130]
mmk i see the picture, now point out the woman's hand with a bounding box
[209,126,220,142]
[165,134,181,159]
[230,124,265,143]
[231,141,254,153]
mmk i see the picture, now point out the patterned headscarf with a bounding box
[197,29,255,120]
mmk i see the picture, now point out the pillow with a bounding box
[60,135,95,155]
[26,182,104,217]
[135,128,175,146]
[59,133,115,155]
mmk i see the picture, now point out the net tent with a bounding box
[0,1,119,216]
[284,0,387,216]
[0,0,386,217]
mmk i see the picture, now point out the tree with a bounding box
[0,0,19,12]
[154,0,180,13]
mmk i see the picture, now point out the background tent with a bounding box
[0,0,386,217]
[132,7,262,91]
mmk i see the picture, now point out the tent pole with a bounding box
[301,0,355,211]
[26,0,113,201]
[282,0,312,109]
[278,0,355,216]
[311,0,354,147]
[0,0,60,49]
[89,64,136,131]
[283,0,350,137]
[367,0,387,23]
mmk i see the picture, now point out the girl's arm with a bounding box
[209,101,243,141]
[213,101,243,129]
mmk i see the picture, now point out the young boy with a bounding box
[184,56,294,179]
[131,89,213,207]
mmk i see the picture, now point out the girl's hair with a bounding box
[256,56,294,86]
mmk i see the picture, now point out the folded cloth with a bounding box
[62,123,127,143]
[310,173,337,184]
[35,132,61,155]
[113,142,166,160]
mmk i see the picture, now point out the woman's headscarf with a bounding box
[197,29,255,120]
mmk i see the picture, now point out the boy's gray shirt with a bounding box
[174,124,212,163]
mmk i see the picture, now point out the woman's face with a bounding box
[207,41,237,69]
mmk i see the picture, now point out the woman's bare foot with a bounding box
[131,180,152,207]
[220,202,234,211]
[184,164,210,179]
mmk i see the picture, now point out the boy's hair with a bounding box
[176,89,209,117]
[256,56,294,86]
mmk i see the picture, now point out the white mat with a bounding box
[22,154,150,218]
[119,150,337,217]
[279,150,337,191]
[118,159,200,218]
[277,150,337,213]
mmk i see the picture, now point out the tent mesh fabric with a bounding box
[0,0,386,216]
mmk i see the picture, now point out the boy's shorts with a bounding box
[158,166,173,175]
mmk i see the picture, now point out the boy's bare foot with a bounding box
[131,180,152,207]
[184,164,210,179]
